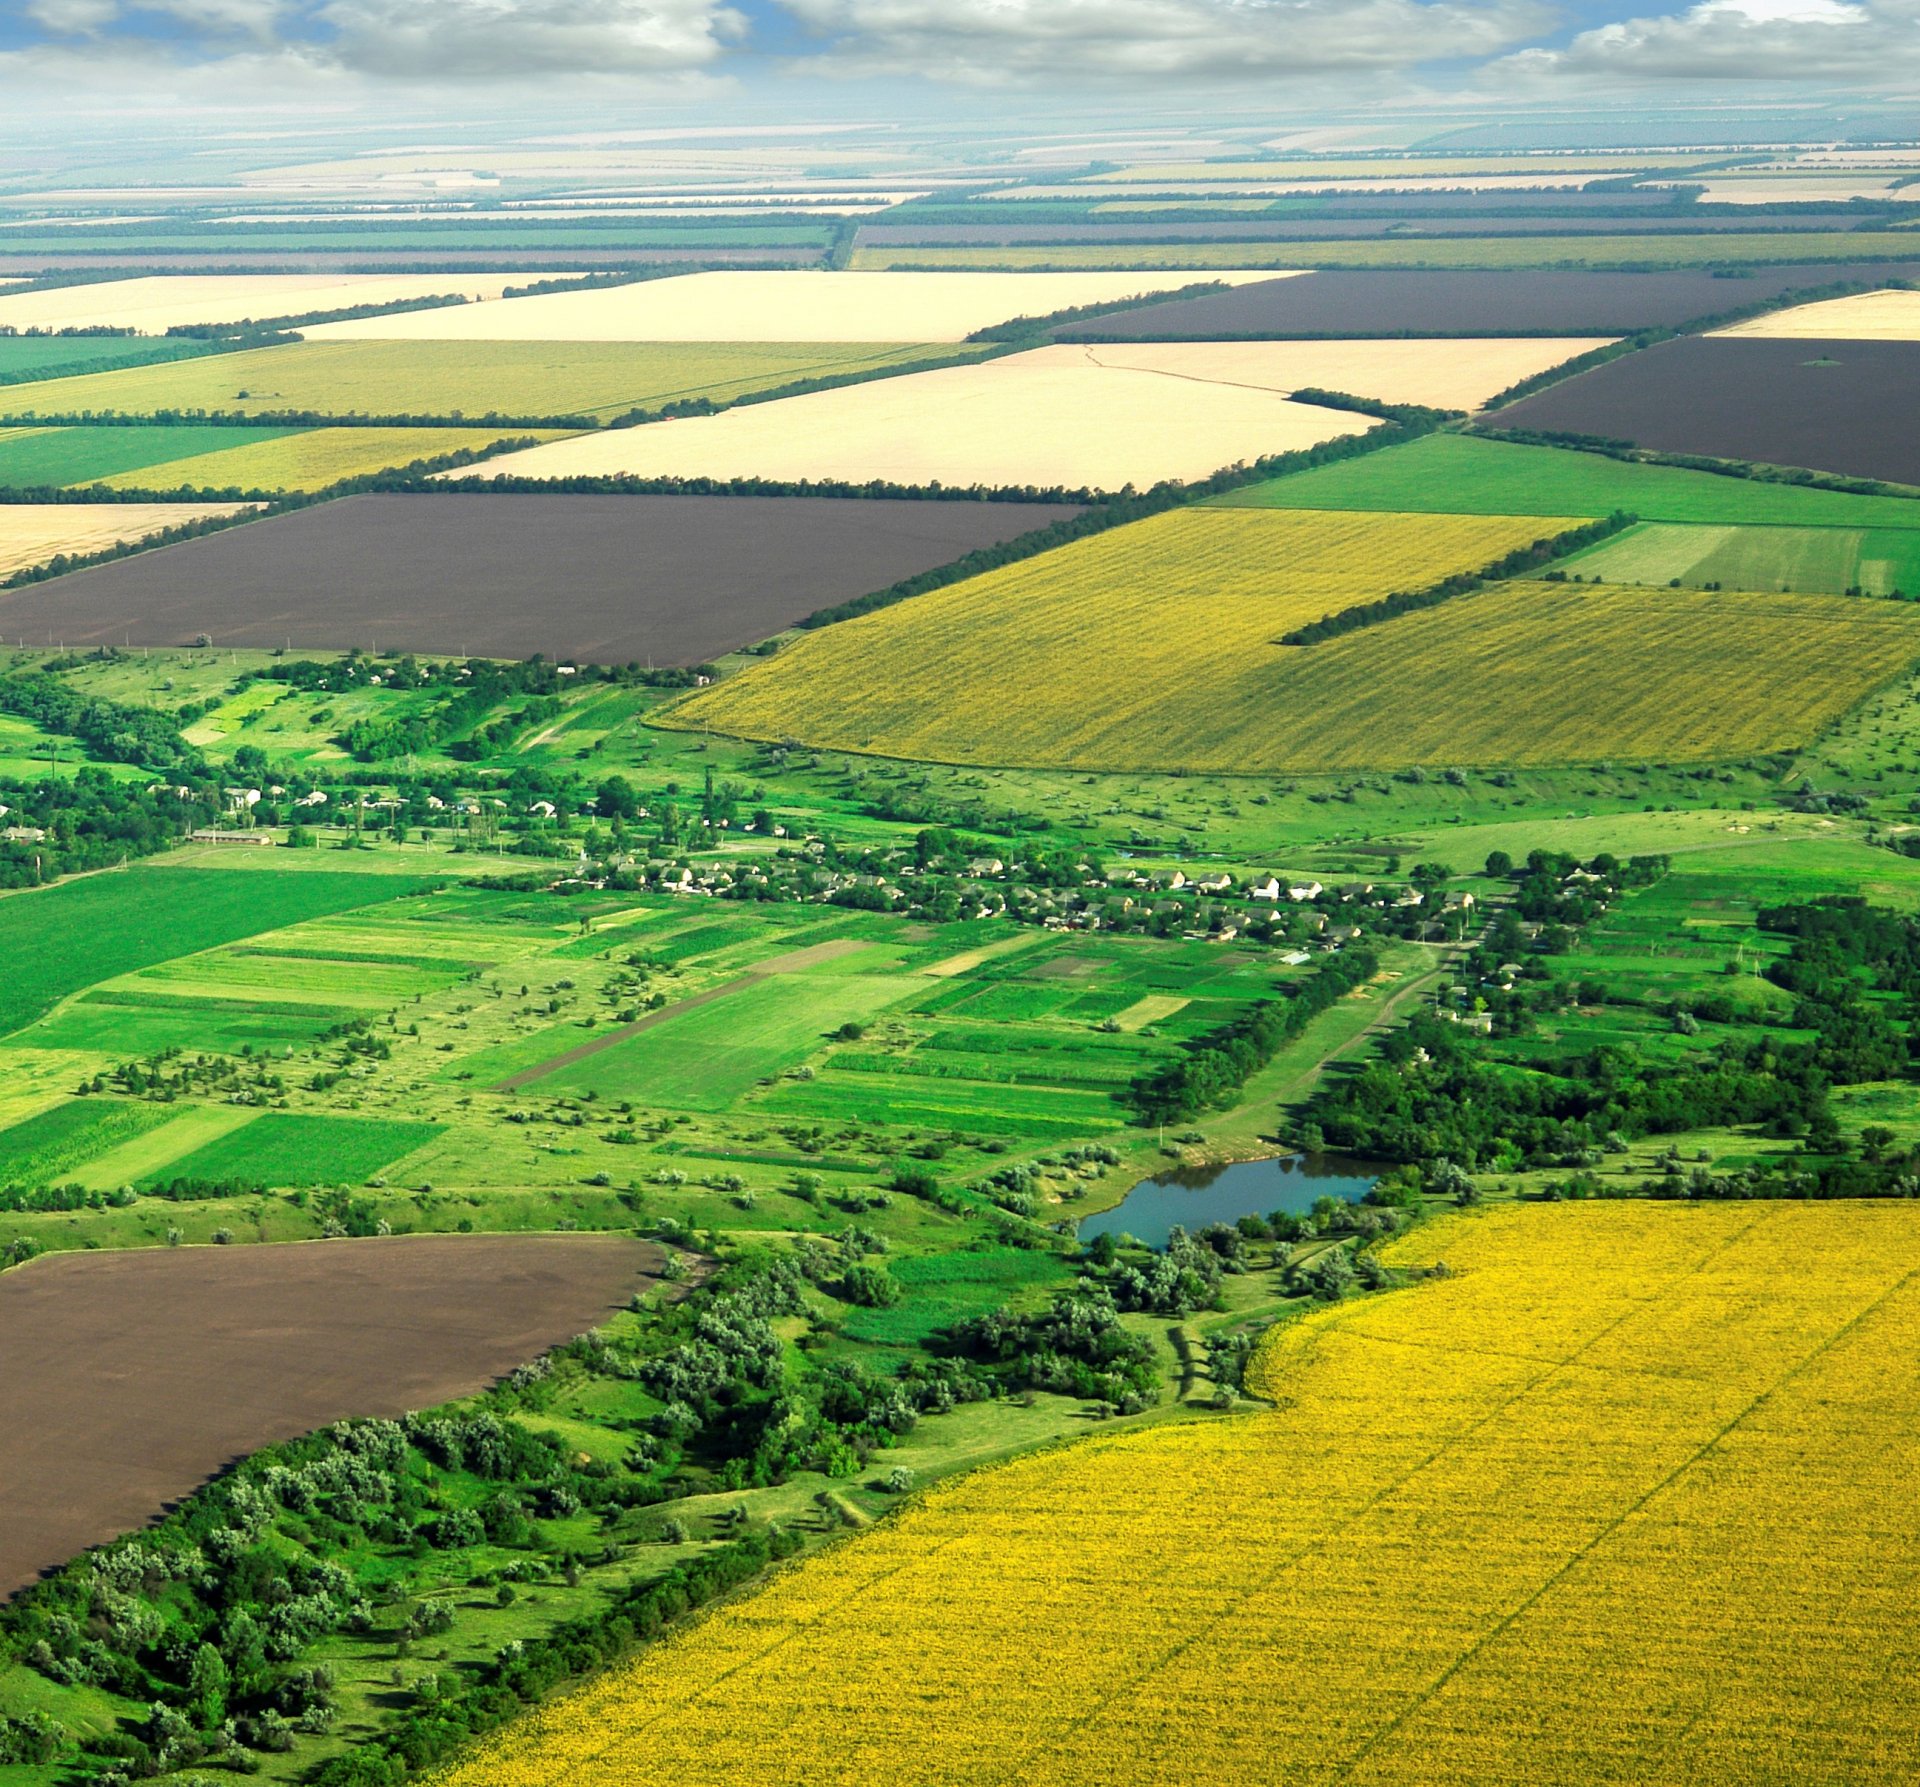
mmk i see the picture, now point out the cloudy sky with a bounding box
[0,0,1913,103]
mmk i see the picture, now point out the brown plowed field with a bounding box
[0,492,1083,663]
[1484,335,1920,487]
[0,1233,659,1597]
[1062,264,1920,339]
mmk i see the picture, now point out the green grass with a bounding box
[0,423,299,489]
[0,341,978,425]
[840,1249,1074,1345]
[1556,521,1920,597]
[539,971,925,1109]
[136,1112,444,1190]
[0,1098,175,1186]
[0,867,442,1041]
[1216,433,1920,530]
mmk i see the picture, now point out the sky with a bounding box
[0,0,1914,112]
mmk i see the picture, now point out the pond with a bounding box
[1076,1153,1380,1251]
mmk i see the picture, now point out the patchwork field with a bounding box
[1063,266,1908,339]
[0,491,1084,659]
[1219,431,1920,528]
[0,273,562,334]
[0,423,297,489]
[90,425,567,494]
[0,1235,657,1595]
[665,507,1583,769]
[0,500,252,580]
[1560,520,1920,596]
[0,339,974,424]
[1488,337,1920,489]
[453,348,1381,491]
[670,518,1920,772]
[0,334,228,385]
[441,1202,1920,1787]
[299,269,1284,344]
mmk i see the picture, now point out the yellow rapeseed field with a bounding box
[94,427,569,494]
[668,527,1920,773]
[0,502,252,579]
[437,1201,1920,1786]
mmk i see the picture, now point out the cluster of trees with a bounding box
[0,771,224,888]
[0,670,195,768]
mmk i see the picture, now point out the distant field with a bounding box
[442,1202,1920,1787]
[1217,432,1920,527]
[0,1235,655,1597]
[0,1099,175,1187]
[0,339,974,424]
[672,516,1920,772]
[0,272,567,334]
[1560,520,1920,596]
[665,507,1584,771]
[1066,265,1920,339]
[849,234,1920,271]
[1487,336,1920,488]
[300,269,1284,344]
[0,500,252,579]
[90,425,567,494]
[0,335,227,385]
[0,492,1083,660]
[1084,155,1708,181]
[1712,287,1920,340]
[0,423,297,489]
[454,346,1381,491]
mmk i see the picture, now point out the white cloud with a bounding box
[25,0,124,32]
[777,0,1555,84]
[1496,0,1920,84]
[313,0,749,77]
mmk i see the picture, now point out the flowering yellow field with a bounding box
[439,1201,1920,1787]
[667,511,1920,773]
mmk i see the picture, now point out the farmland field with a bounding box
[0,866,441,1041]
[0,339,975,424]
[0,500,252,579]
[135,1112,443,1189]
[1558,520,1920,595]
[440,1202,1920,1787]
[1487,337,1920,488]
[848,233,1920,271]
[297,268,1283,343]
[0,334,229,385]
[0,1235,657,1595]
[0,273,569,334]
[0,492,1084,659]
[88,425,569,493]
[453,349,1380,491]
[1062,266,1920,338]
[0,423,298,489]
[1713,287,1920,339]
[1217,431,1920,527]
[671,540,1920,772]
[665,507,1586,769]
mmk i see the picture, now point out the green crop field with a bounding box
[0,867,441,1041]
[1557,521,1920,596]
[136,1111,444,1190]
[1217,433,1920,529]
[0,1099,175,1186]
[841,1249,1075,1344]
[0,340,977,424]
[0,423,299,489]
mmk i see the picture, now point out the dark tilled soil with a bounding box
[1484,335,1920,488]
[1059,265,1920,339]
[0,1233,659,1596]
[0,492,1084,663]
